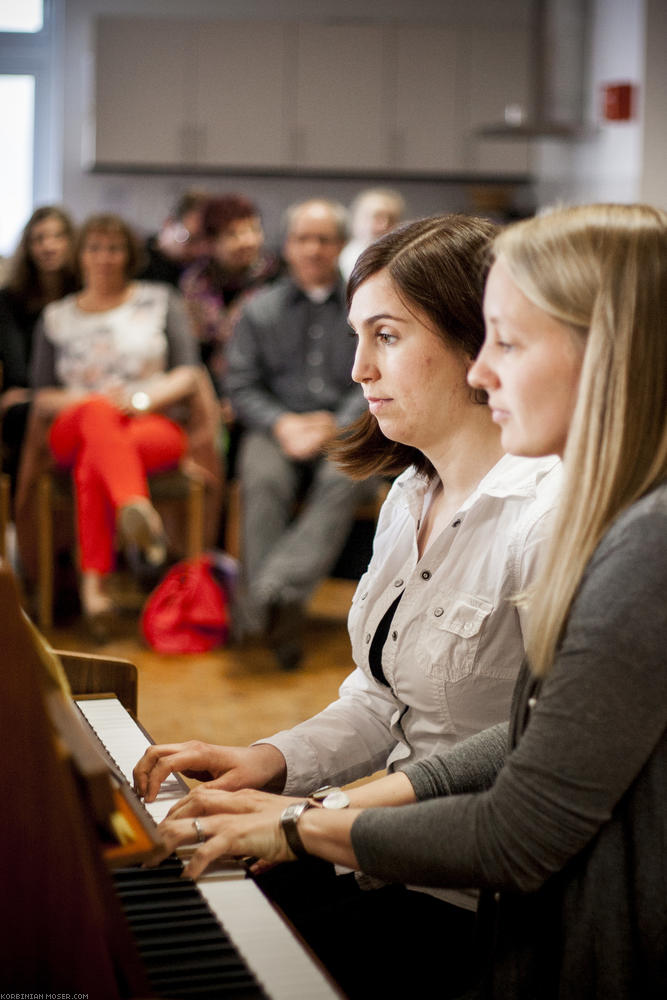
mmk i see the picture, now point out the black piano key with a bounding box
[111,863,269,998]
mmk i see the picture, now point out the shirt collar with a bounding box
[388,453,561,517]
[287,276,345,306]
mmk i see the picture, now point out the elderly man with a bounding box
[226,198,372,670]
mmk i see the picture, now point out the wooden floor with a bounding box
[45,576,359,750]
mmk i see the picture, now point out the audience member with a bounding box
[135,213,561,997]
[143,203,667,1000]
[179,193,279,398]
[338,187,406,280]
[26,213,207,640]
[0,206,78,494]
[224,198,374,670]
[138,190,209,287]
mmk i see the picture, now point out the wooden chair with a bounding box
[36,466,205,629]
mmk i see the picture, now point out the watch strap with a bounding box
[280,800,315,859]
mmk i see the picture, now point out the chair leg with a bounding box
[187,478,205,558]
[37,474,54,629]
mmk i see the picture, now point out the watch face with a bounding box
[132,391,150,412]
[321,789,350,810]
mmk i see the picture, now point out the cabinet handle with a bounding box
[179,123,195,163]
[390,129,405,168]
[196,124,206,162]
[291,127,305,165]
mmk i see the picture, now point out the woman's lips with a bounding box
[366,396,391,415]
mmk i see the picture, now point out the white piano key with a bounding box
[75,696,342,998]
[199,877,340,1000]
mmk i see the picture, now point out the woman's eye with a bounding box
[377,329,397,345]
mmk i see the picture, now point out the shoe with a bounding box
[266,601,305,671]
[118,500,167,569]
[84,608,115,644]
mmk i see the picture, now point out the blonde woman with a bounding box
[150,204,667,999]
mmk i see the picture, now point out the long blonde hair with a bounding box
[494,203,667,676]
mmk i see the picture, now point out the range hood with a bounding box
[477,0,590,140]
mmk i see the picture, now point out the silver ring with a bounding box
[193,817,206,844]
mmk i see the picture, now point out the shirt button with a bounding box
[528,697,537,709]
[421,570,431,580]
[365,633,371,644]
[391,631,398,641]
[307,376,325,393]
[309,324,324,340]
[361,592,368,600]
[307,349,323,366]
[494,891,501,903]
[452,519,461,528]
[394,579,404,588]
[434,607,444,617]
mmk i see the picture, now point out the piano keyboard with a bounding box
[76,696,341,1000]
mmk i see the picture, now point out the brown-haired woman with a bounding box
[134,214,562,999]
[0,206,77,493]
[179,192,278,391]
[28,213,203,637]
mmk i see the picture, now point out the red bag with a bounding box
[141,554,229,653]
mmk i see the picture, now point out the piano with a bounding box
[0,562,341,998]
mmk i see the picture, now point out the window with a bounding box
[0,1,43,33]
[0,0,56,257]
[0,75,34,256]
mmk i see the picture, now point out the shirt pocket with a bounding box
[422,592,494,682]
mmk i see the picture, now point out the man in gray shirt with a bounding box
[225,199,372,670]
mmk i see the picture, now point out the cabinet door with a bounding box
[94,18,194,167]
[464,26,531,175]
[195,21,290,168]
[392,26,464,172]
[293,24,388,170]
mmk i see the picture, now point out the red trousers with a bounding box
[49,396,186,573]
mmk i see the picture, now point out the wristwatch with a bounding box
[280,800,316,859]
[280,787,350,859]
[310,785,351,810]
[131,390,151,413]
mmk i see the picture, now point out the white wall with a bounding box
[533,0,645,208]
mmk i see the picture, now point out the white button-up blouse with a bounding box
[263,453,562,796]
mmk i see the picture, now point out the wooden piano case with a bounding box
[0,561,156,996]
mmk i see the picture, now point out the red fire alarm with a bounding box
[602,82,635,121]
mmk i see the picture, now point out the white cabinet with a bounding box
[94,17,289,169]
[292,24,388,170]
[392,26,464,173]
[464,27,532,175]
[92,16,532,176]
[195,21,290,168]
[94,19,191,167]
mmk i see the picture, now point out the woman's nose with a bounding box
[351,343,375,384]
[468,344,497,391]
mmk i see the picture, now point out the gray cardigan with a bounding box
[352,483,667,999]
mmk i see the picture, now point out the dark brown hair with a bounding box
[6,205,78,309]
[332,213,498,480]
[75,213,145,281]
[202,194,259,238]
